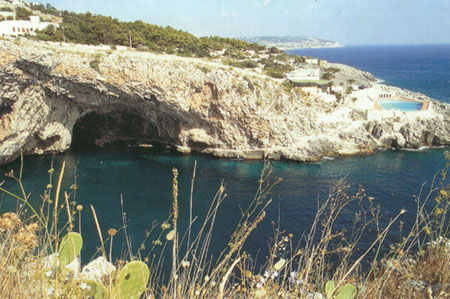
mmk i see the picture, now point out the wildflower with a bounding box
[166,229,176,241]
[45,270,53,277]
[270,270,278,279]
[161,222,171,230]
[76,205,83,212]
[195,290,200,296]
[48,168,54,174]
[440,190,448,197]
[47,287,55,296]
[288,233,293,238]
[204,275,210,282]
[70,184,78,190]
[80,282,89,290]
[264,270,271,278]
[181,260,190,268]
[245,271,252,278]
[288,271,298,284]
[108,228,117,237]
[256,282,263,289]
[46,184,52,189]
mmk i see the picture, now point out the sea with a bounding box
[1,44,449,268]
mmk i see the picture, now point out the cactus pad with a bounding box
[336,283,357,299]
[112,261,149,299]
[59,232,83,267]
[83,280,109,299]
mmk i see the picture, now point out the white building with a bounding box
[287,66,320,81]
[305,58,319,65]
[0,15,57,36]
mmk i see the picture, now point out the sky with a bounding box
[39,0,450,46]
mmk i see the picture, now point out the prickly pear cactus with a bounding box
[59,232,83,267]
[335,283,357,299]
[325,280,336,298]
[83,280,110,299]
[111,261,149,299]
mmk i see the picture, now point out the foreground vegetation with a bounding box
[0,152,449,298]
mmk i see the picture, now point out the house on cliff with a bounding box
[0,15,57,36]
[287,66,331,94]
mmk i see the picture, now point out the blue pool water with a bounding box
[378,100,424,111]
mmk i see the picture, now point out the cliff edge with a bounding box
[1,38,449,164]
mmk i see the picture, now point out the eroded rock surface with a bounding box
[0,38,449,164]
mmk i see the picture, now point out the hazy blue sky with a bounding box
[41,0,450,45]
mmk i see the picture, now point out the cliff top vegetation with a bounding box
[9,2,308,79]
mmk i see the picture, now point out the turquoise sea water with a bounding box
[1,45,449,266]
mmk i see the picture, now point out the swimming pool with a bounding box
[377,100,424,111]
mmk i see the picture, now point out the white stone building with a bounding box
[287,66,321,81]
[305,58,319,65]
[0,15,57,36]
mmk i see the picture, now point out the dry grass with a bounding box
[0,152,448,298]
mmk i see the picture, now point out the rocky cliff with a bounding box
[0,38,449,164]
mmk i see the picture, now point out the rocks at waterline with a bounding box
[0,38,449,165]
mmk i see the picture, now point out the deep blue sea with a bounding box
[289,44,450,103]
[1,45,449,268]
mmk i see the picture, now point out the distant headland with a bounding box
[239,36,343,50]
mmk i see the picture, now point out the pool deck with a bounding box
[374,97,430,111]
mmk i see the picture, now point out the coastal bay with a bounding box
[0,43,449,264]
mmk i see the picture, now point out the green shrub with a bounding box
[0,6,13,12]
[321,72,335,80]
[230,60,258,69]
[15,7,32,20]
[282,79,294,91]
[89,55,102,73]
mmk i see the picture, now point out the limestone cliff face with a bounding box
[0,38,449,164]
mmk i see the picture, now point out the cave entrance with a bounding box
[71,110,176,152]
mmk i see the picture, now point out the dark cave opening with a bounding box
[71,110,178,153]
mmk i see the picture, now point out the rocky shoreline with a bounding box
[0,38,449,165]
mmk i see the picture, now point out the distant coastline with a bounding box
[240,36,343,50]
